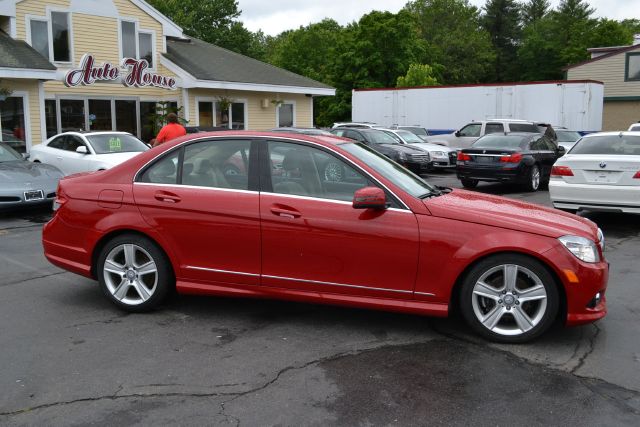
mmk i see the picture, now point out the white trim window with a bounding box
[0,92,30,153]
[196,98,248,130]
[276,101,296,128]
[26,11,72,63]
[119,19,156,69]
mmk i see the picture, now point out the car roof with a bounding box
[582,131,640,138]
[166,130,354,148]
[52,131,133,137]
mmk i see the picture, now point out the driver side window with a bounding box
[267,141,369,202]
[459,124,481,137]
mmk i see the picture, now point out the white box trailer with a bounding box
[351,80,604,133]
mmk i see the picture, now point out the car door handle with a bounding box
[154,191,181,203]
[270,206,301,219]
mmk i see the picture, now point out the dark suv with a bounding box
[330,127,430,173]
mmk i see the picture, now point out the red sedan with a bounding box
[43,131,608,343]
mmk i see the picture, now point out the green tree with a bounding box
[404,0,495,84]
[148,0,262,56]
[397,64,439,87]
[482,0,522,81]
[521,0,550,25]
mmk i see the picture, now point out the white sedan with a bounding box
[30,132,149,175]
[550,132,640,214]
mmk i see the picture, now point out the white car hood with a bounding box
[410,142,457,153]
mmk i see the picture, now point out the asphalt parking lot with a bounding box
[1,170,639,426]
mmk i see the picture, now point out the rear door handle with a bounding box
[154,191,181,203]
[270,207,301,219]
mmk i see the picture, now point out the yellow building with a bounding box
[566,37,640,131]
[0,0,335,153]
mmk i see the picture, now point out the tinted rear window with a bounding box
[473,135,528,149]
[509,124,539,133]
[569,135,640,155]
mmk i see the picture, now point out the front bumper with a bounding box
[0,187,56,210]
[542,243,608,326]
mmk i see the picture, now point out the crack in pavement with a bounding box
[570,323,601,375]
[0,271,68,288]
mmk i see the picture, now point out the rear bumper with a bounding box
[457,165,527,183]
[549,180,640,213]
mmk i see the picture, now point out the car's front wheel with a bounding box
[459,254,559,343]
[97,234,173,312]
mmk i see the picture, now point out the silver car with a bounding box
[0,142,63,210]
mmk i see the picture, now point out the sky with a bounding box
[237,0,637,36]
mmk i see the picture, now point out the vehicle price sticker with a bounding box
[109,137,122,152]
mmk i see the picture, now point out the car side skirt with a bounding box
[177,280,450,318]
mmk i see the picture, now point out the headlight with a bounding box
[431,151,445,157]
[558,235,600,263]
[398,152,407,161]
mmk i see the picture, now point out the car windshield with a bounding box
[569,135,640,155]
[86,134,149,154]
[472,135,528,149]
[366,130,400,145]
[509,123,539,133]
[340,142,437,198]
[556,131,581,142]
[0,143,22,162]
[396,130,423,143]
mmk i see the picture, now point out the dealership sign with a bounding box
[65,54,177,90]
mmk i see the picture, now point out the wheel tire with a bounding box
[524,165,541,192]
[323,161,344,182]
[97,234,173,313]
[460,178,478,189]
[459,254,559,343]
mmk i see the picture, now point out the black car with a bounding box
[330,127,430,173]
[456,133,565,192]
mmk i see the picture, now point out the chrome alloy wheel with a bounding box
[324,162,344,182]
[531,166,540,190]
[103,244,158,305]
[471,264,548,336]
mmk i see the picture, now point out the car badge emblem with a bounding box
[599,162,607,169]
[482,150,486,154]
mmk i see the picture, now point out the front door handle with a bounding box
[154,191,181,203]
[270,206,301,219]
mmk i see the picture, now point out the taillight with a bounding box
[52,196,67,212]
[551,166,574,177]
[499,153,523,163]
[633,171,640,179]
[457,152,471,161]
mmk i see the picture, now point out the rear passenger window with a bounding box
[182,139,250,190]
[48,136,66,150]
[138,150,180,184]
[485,123,504,134]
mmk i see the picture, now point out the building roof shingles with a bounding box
[0,31,56,70]
[164,37,332,90]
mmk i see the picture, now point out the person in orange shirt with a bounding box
[153,113,186,147]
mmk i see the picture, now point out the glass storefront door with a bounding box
[60,99,85,132]
[115,100,138,136]
[140,101,157,144]
[89,99,112,131]
[0,96,27,153]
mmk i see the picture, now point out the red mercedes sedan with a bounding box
[42,132,608,343]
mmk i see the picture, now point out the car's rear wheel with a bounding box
[460,178,478,188]
[97,234,173,312]
[459,254,559,343]
[525,165,540,192]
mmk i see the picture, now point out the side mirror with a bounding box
[76,145,88,154]
[353,187,387,210]
[22,153,30,160]
[454,131,461,137]
[557,146,566,157]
